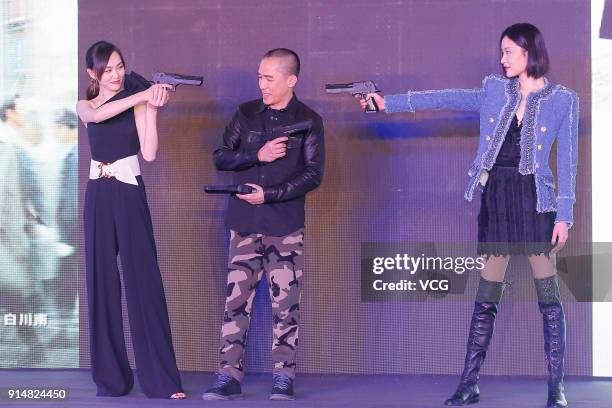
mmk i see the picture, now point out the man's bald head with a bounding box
[262,48,300,77]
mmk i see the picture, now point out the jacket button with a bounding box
[540,126,547,133]
[489,117,494,123]
[537,144,543,150]
[485,135,491,141]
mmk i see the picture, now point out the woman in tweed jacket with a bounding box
[360,23,577,408]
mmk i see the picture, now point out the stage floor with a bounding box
[0,370,610,407]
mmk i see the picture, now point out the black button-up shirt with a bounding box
[213,94,325,236]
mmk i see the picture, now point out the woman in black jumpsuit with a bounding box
[76,41,185,399]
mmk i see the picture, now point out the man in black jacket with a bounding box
[203,48,324,401]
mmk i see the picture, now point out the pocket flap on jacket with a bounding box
[538,174,556,188]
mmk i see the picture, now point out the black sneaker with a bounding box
[270,373,295,401]
[202,373,243,400]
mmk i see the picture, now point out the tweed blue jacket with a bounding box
[384,74,579,226]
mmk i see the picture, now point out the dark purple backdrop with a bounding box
[78,0,592,376]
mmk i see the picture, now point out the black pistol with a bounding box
[204,185,256,195]
[151,73,204,91]
[262,120,312,142]
[325,80,381,112]
[245,120,313,146]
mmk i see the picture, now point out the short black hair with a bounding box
[262,48,300,77]
[500,23,549,78]
[55,109,79,129]
[0,95,18,122]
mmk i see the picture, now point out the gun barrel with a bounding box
[172,73,203,85]
[277,120,312,135]
[244,120,312,144]
[204,184,255,194]
[325,83,355,93]
[326,81,379,94]
[152,72,204,86]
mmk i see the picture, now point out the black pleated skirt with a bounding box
[477,165,555,257]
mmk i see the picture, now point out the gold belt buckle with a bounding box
[97,162,113,178]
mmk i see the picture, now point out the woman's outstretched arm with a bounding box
[76,88,150,125]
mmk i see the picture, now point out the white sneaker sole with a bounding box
[270,393,295,401]
[202,392,243,400]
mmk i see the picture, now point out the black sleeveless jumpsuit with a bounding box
[83,72,183,398]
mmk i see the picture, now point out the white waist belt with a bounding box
[89,155,140,186]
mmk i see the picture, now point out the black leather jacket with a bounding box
[213,94,325,236]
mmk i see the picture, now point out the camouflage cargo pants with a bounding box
[218,228,304,381]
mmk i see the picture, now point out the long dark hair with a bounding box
[85,41,125,100]
[500,23,549,78]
